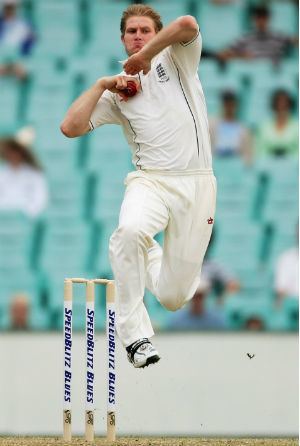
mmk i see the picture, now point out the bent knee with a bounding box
[158,293,186,312]
[109,225,150,254]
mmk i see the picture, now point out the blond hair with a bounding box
[120,4,163,36]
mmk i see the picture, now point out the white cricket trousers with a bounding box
[109,169,217,347]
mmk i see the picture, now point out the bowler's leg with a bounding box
[155,174,217,311]
[109,174,169,347]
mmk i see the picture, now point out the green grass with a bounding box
[0,437,298,446]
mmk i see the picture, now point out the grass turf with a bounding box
[0,437,298,446]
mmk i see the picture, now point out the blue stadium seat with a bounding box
[212,220,264,269]
[37,147,79,175]
[245,72,297,127]
[257,156,298,183]
[240,295,274,329]
[32,0,81,56]
[0,212,37,269]
[234,267,272,298]
[26,67,74,124]
[33,119,80,155]
[87,126,132,174]
[216,180,258,220]
[29,304,51,330]
[199,69,242,116]
[147,0,188,26]
[0,78,20,134]
[87,1,129,60]
[199,59,221,78]
[31,65,73,88]
[40,220,93,274]
[267,310,291,331]
[27,89,73,123]
[46,173,87,219]
[224,293,274,330]
[213,158,258,219]
[0,269,39,308]
[227,60,275,82]
[265,294,298,331]
[94,181,125,221]
[269,211,297,242]
[268,236,296,269]
[261,181,298,229]
[270,1,298,36]
[216,196,253,221]
[213,157,250,182]
[280,59,299,84]
[197,1,244,51]
[74,56,114,88]
[282,297,298,330]
[223,294,244,329]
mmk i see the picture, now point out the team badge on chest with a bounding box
[155,63,169,82]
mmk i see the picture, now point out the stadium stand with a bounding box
[0,0,298,332]
[0,77,21,133]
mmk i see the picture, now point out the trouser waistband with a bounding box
[141,168,214,176]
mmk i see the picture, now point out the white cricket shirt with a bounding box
[89,29,212,171]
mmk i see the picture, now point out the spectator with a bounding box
[274,234,299,306]
[10,293,30,330]
[244,315,265,331]
[200,248,240,310]
[209,90,253,165]
[201,257,240,302]
[218,5,297,64]
[0,0,35,79]
[200,228,240,298]
[0,135,48,217]
[256,89,298,157]
[168,280,227,330]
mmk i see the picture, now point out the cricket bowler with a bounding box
[61,4,216,368]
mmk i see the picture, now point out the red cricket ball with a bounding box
[123,81,137,97]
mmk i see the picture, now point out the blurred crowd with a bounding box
[215,4,297,64]
[0,0,298,331]
[209,88,298,162]
[0,0,34,79]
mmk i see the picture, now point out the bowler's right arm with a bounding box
[60,76,139,138]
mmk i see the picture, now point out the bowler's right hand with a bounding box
[99,76,140,102]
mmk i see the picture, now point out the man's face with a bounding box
[3,4,17,18]
[254,14,269,32]
[223,99,237,117]
[3,146,23,167]
[274,93,290,113]
[121,16,157,56]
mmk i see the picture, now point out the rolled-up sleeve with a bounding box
[89,90,122,131]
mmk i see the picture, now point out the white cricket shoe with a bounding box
[126,338,160,368]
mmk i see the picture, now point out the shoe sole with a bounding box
[135,354,160,369]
